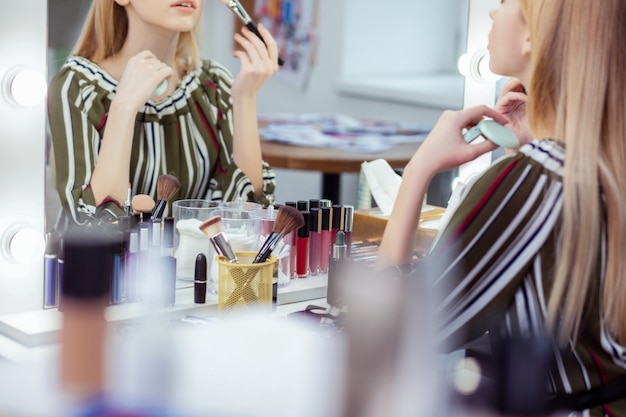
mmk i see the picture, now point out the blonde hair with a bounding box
[521,0,626,344]
[73,0,200,72]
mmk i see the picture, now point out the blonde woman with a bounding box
[377,0,626,414]
[48,0,278,225]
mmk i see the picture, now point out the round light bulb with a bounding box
[5,68,48,107]
[452,357,482,395]
[2,225,45,264]
[477,54,502,83]
[457,53,470,77]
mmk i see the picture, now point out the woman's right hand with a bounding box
[114,50,173,112]
[407,105,508,177]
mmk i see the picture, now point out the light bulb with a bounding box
[2,225,45,264]
[477,54,502,83]
[457,53,470,77]
[3,67,48,107]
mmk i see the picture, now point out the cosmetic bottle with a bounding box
[331,204,344,246]
[326,231,349,317]
[161,217,176,306]
[319,206,332,274]
[124,229,138,303]
[43,232,60,309]
[308,207,321,276]
[285,201,298,278]
[57,237,65,310]
[343,205,354,256]
[110,231,124,305]
[296,211,310,278]
[194,253,207,304]
[60,229,116,399]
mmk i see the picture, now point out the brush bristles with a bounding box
[199,215,223,238]
[274,206,305,235]
[157,174,181,202]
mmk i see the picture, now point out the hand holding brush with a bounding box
[151,174,181,220]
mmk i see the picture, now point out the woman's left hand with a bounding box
[231,23,279,99]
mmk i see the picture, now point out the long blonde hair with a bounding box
[73,0,200,72]
[521,0,626,344]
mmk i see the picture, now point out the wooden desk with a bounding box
[260,140,421,203]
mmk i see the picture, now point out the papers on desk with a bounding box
[259,113,431,153]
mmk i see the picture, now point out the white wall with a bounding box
[200,0,463,205]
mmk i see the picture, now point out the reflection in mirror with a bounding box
[0,0,47,315]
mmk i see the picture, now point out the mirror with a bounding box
[0,0,493,318]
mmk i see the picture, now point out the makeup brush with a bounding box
[132,194,156,222]
[151,174,181,220]
[218,0,285,66]
[253,205,305,263]
[199,215,238,263]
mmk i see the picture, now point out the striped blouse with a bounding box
[48,56,276,225]
[424,140,625,416]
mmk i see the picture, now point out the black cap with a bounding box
[309,199,320,209]
[297,200,309,211]
[298,211,310,238]
[309,208,320,233]
[285,201,297,208]
[332,204,344,230]
[61,229,118,299]
[321,207,331,231]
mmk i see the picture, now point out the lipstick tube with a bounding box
[194,253,207,304]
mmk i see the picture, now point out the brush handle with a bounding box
[150,200,167,220]
[245,22,285,66]
[253,232,283,263]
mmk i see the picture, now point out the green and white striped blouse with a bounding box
[423,140,625,416]
[48,56,276,225]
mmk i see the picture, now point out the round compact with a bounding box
[463,119,520,149]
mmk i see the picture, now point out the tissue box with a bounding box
[352,206,446,257]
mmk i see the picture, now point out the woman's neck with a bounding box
[98,30,181,82]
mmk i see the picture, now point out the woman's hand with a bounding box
[408,105,508,177]
[231,23,279,99]
[114,50,173,112]
[494,77,530,149]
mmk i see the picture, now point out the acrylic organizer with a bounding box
[216,251,277,314]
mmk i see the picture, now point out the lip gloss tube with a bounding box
[342,205,354,256]
[308,208,321,276]
[285,201,298,278]
[319,206,332,274]
[331,204,344,247]
[110,231,124,305]
[296,211,310,278]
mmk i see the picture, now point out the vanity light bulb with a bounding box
[457,53,470,77]
[2,226,45,264]
[5,68,47,107]
[477,54,502,83]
